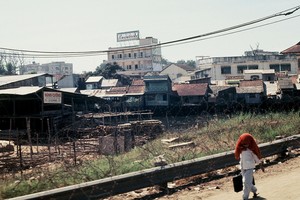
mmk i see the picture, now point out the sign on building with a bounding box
[43,91,62,104]
[117,30,140,42]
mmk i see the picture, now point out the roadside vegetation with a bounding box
[1,111,300,199]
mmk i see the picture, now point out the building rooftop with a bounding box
[172,83,208,96]
[85,76,104,83]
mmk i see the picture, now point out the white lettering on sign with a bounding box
[117,31,139,42]
[43,92,62,104]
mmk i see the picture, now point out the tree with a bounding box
[5,63,16,75]
[0,51,20,75]
[176,59,196,68]
[94,62,124,79]
[161,57,172,66]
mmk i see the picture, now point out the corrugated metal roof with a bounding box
[239,80,263,87]
[131,79,145,86]
[105,86,128,97]
[0,86,43,95]
[80,89,106,97]
[236,86,263,94]
[238,80,263,94]
[101,79,118,87]
[85,76,103,83]
[126,85,145,95]
[278,78,294,89]
[58,88,79,93]
[172,83,208,96]
[0,73,49,87]
[281,41,300,54]
[144,75,169,81]
[209,85,234,95]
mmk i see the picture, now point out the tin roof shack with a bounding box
[278,78,296,110]
[101,79,121,89]
[208,85,237,113]
[85,76,104,90]
[143,75,176,109]
[125,79,145,110]
[236,80,264,106]
[0,86,102,140]
[0,73,53,89]
[172,83,210,115]
[104,86,129,112]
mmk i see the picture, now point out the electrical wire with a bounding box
[0,5,299,58]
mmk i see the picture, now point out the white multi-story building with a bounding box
[39,62,73,76]
[107,36,162,72]
[21,61,74,87]
[195,50,298,85]
[22,61,73,76]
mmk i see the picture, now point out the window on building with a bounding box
[140,52,143,57]
[270,64,280,72]
[112,55,115,60]
[127,65,131,70]
[118,54,122,59]
[237,65,247,74]
[221,66,231,74]
[248,65,258,70]
[134,53,137,58]
[251,75,260,80]
[281,63,291,72]
[135,64,138,69]
[128,53,131,58]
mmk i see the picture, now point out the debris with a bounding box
[161,137,179,144]
[153,155,168,167]
[168,141,195,149]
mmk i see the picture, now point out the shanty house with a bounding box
[172,83,209,106]
[143,75,174,107]
[0,73,53,90]
[125,79,145,110]
[85,76,104,90]
[236,80,264,104]
[0,86,102,139]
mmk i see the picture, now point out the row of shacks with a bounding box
[1,71,300,139]
[0,73,108,141]
[82,72,300,114]
[0,73,162,147]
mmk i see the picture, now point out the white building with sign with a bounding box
[106,31,162,72]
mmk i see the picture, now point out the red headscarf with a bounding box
[234,133,262,160]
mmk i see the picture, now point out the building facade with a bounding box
[107,37,162,72]
[22,62,73,76]
[195,51,298,86]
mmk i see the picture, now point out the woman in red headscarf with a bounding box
[235,133,265,200]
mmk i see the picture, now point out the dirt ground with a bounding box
[156,155,300,200]
[110,149,300,200]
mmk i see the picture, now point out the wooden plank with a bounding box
[8,134,300,200]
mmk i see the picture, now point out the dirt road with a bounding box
[157,153,300,200]
[110,151,300,200]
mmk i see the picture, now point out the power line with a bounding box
[0,5,299,58]
[162,14,300,48]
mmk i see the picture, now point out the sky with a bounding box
[1,0,300,74]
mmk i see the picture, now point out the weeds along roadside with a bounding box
[1,111,300,199]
